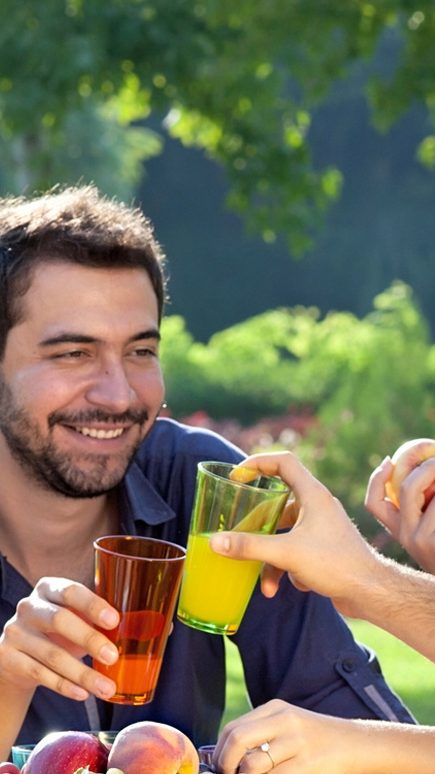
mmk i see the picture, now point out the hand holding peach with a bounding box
[366,440,435,573]
[107,721,199,774]
[385,438,435,508]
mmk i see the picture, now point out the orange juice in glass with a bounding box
[177,462,289,635]
[94,535,185,705]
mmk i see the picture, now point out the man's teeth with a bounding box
[76,427,125,439]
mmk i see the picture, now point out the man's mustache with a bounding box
[48,408,149,427]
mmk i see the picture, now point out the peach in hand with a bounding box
[107,720,199,774]
[386,438,435,508]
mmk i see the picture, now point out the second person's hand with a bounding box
[365,455,435,573]
[213,698,368,774]
[210,451,382,618]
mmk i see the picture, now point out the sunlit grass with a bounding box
[349,620,435,725]
[222,637,251,727]
[222,619,435,730]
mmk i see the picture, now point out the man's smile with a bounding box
[66,425,127,440]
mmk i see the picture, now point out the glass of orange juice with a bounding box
[93,535,185,705]
[177,461,289,636]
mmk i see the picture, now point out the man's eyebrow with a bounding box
[39,329,161,347]
[130,329,161,343]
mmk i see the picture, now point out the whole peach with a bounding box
[107,721,199,774]
[386,438,435,508]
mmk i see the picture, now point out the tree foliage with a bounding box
[1,1,434,250]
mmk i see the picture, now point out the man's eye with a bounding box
[133,347,158,358]
[52,350,87,360]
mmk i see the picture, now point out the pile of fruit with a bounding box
[0,721,200,774]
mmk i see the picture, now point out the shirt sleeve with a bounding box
[233,575,416,723]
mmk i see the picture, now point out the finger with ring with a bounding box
[260,741,275,768]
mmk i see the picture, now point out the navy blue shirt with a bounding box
[2,418,414,746]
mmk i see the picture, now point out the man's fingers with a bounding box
[3,577,122,701]
[0,644,90,701]
[37,577,119,629]
[0,625,117,701]
[17,597,119,667]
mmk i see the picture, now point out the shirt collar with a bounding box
[0,455,177,605]
[119,458,176,531]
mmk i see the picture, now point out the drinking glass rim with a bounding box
[93,534,186,561]
[11,744,35,751]
[198,460,289,493]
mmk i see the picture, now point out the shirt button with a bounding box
[342,658,356,672]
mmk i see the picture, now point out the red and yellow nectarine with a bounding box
[386,437,435,508]
[22,731,109,774]
[107,721,199,774]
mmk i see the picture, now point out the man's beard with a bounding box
[0,377,150,498]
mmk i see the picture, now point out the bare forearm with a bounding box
[345,720,435,774]
[342,552,435,662]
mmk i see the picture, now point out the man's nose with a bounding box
[85,360,135,412]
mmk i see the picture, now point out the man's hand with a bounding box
[0,577,120,701]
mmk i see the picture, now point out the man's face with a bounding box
[0,261,165,498]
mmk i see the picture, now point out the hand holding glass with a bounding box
[177,462,289,635]
[93,535,185,705]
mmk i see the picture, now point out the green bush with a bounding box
[296,282,435,551]
[161,306,322,421]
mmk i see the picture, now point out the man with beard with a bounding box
[0,185,414,759]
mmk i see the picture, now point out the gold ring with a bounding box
[260,741,275,769]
